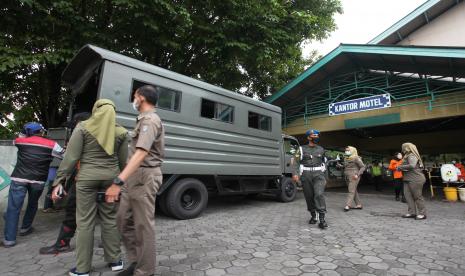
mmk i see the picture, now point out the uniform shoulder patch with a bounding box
[142,125,149,132]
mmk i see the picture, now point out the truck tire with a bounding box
[276,177,296,202]
[157,193,171,217]
[166,178,208,220]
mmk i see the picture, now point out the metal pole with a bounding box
[425,77,433,111]
[385,71,389,88]
[328,80,332,99]
[354,72,358,89]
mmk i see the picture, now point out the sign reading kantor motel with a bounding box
[328,94,391,116]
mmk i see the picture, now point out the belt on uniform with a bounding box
[302,166,323,171]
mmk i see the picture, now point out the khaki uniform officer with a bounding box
[53,99,128,276]
[342,146,365,212]
[106,85,165,276]
[398,142,427,220]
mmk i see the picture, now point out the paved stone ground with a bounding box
[1,190,465,276]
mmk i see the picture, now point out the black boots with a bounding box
[318,212,328,229]
[308,211,328,229]
[39,225,73,255]
[309,211,317,224]
[117,262,136,276]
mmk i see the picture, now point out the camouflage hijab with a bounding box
[401,142,424,168]
[82,99,126,155]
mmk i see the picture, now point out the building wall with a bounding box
[398,1,465,46]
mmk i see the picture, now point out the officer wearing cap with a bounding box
[106,85,165,276]
[293,129,328,229]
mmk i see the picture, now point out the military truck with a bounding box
[62,45,300,219]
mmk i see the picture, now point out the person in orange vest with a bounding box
[388,152,406,202]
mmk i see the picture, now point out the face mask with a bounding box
[309,137,320,143]
[132,99,140,111]
[344,150,351,156]
[378,163,382,167]
[397,154,402,159]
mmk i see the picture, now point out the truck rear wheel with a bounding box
[276,177,296,202]
[166,178,208,219]
[157,193,171,217]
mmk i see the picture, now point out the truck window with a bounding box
[200,99,234,123]
[132,80,181,112]
[284,139,299,155]
[248,112,271,131]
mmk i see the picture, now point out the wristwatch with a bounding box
[113,177,125,186]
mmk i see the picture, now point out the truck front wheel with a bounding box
[166,178,208,219]
[276,177,297,202]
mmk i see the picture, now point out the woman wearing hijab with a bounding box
[397,142,427,220]
[342,146,366,212]
[388,152,406,202]
[52,99,128,276]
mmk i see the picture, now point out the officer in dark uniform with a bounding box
[293,129,328,229]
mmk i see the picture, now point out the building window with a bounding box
[201,99,234,123]
[131,80,181,112]
[248,112,271,131]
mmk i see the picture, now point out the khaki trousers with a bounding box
[345,174,361,207]
[403,181,426,216]
[75,180,121,272]
[117,167,162,276]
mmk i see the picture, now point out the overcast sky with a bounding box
[302,0,426,58]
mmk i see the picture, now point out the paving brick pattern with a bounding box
[1,191,465,275]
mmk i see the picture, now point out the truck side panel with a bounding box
[98,61,283,176]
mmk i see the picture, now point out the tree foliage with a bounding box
[0,0,341,138]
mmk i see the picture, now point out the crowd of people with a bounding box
[2,85,164,276]
[293,130,429,229]
[1,85,454,275]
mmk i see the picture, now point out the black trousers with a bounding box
[54,181,77,246]
[43,183,55,210]
[301,171,327,213]
[373,175,383,191]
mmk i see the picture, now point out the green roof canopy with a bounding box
[266,44,465,106]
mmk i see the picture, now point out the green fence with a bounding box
[282,71,465,127]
